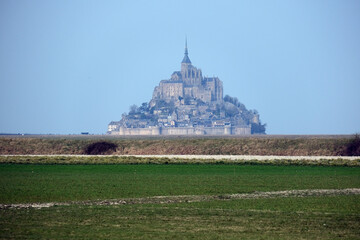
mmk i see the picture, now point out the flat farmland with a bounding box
[1,162,360,239]
[0,134,357,155]
[1,135,359,238]
[1,164,359,204]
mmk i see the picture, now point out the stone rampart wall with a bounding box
[111,126,251,136]
[117,127,161,136]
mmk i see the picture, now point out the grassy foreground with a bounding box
[1,196,360,239]
[1,164,359,204]
[1,163,359,239]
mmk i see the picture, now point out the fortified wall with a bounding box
[116,126,251,136]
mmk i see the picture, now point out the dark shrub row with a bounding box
[84,141,117,155]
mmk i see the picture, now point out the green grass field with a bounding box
[1,164,359,204]
[1,196,359,239]
[1,163,359,239]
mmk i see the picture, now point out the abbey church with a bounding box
[151,40,223,105]
[108,41,266,135]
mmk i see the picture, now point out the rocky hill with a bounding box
[108,41,266,135]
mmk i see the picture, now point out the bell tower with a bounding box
[180,38,203,86]
[181,38,192,73]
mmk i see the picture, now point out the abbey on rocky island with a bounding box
[108,40,266,135]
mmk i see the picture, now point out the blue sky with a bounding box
[0,0,359,134]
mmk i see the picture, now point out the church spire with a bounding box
[182,37,191,64]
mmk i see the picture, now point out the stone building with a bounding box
[108,40,266,136]
[151,40,223,106]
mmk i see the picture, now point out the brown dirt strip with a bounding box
[2,154,359,160]
[1,155,359,167]
[1,188,359,210]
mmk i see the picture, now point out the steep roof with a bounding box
[182,54,191,63]
[181,39,191,63]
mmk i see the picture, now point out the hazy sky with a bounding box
[1,0,359,134]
